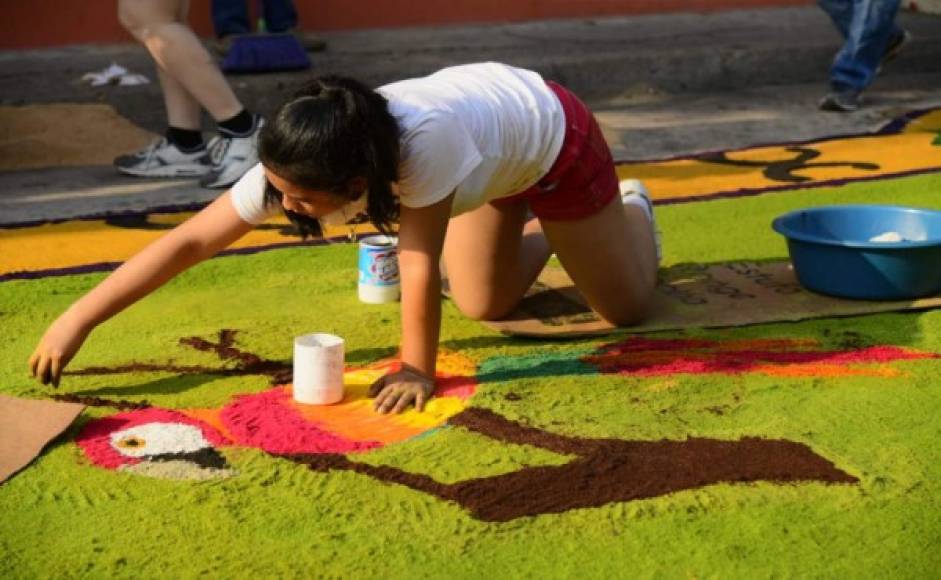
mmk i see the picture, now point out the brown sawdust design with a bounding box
[66,329,292,385]
[289,408,857,522]
[52,394,150,410]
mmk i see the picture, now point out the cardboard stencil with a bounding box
[482,260,941,337]
[0,395,85,484]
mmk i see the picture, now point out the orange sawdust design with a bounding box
[179,408,233,441]
[286,352,476,445]
[289,391,432,444]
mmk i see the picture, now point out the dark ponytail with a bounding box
[259,75,400,237]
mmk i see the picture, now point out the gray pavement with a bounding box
[2,5,941,224]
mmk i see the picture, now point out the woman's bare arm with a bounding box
[370,193,453,413]
[29,192,255,386]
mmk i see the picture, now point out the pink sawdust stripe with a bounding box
[219,388,380,455]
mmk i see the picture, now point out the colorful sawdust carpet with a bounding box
[1,109,940,577]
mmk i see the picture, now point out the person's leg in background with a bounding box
[263,0,326,51]
[208,0,250,55]
[260,0,297,32]
[818,0,855,38]
[818,0,907,112]
[211,0,325,52]
[211,0,251,37]
[116,0,263,188]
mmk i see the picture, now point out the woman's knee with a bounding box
[117,0,173,39]
[594,287,655,327]
[118,0,148,37]
[453,294,517,322]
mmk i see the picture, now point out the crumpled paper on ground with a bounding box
[81,63,150,87]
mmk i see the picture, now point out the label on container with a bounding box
[358,236,399,287]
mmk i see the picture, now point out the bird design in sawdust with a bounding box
[68,330,476,480]
[63,331,936,522]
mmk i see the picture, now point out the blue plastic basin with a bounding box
[771,205,941,300]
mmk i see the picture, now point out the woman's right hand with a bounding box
[28,315,92,388]
[23,192,255,389]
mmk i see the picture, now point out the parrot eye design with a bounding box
[109,422,212,458]
[116,436,145,449]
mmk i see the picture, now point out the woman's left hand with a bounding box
[368,365,436,414]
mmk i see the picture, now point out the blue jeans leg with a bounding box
[261,0,299,33]
[817,0,902,92]
[212,0,252,37]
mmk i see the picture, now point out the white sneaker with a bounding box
[113,138,211,178]
[200,116,264,189]
[619,178,662,263]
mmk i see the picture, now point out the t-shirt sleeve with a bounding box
[397,111,483,208]
[229,162,276,225]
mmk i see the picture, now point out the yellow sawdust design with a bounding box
[0,215,378,275]
[616,110,941,200]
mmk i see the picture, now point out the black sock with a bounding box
[218,110,255,136]
[165,127,205,152]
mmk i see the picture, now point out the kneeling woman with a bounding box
[30,63,659,413]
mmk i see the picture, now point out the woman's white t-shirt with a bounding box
[230,62,566,224]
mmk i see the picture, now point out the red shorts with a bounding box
[495,81,619,221]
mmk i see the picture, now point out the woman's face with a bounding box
[264,167,348,219]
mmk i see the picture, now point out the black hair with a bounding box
[259,75,400,238]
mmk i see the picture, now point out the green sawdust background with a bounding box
[3,173,941,578]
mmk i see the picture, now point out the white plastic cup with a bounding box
[358,235,400,304]
[292,333,345,405]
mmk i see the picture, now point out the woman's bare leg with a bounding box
[443,200,552,321]
[541,196,658,326]
[155,67,202,131]
[118,0,242,122]
[444,189,657,326]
